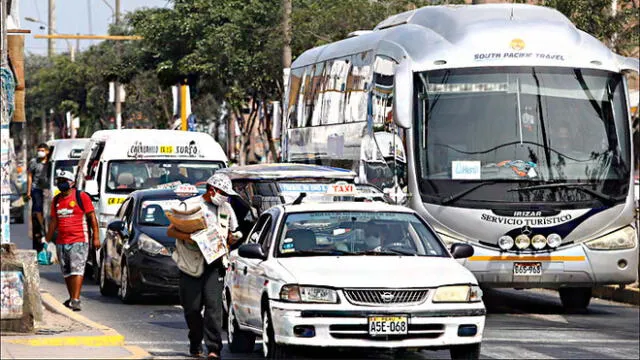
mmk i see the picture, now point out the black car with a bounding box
[9,181,25,224]
[99,188,203,303]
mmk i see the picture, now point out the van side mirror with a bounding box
[450,243,474,259]
[85,180,99,199]
[392,58,413,129]
[238,243,266,260]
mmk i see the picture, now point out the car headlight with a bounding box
[584,227,637,250]
[438,232,463,247]
[432,285,482,303]
[139,233,170,256]
[279,285,338,303]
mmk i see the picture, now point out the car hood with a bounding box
[276,256,477,288]
[139,226,175,248]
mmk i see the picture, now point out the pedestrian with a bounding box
[44,170,100,311]
[167,173,242,359]
[26,143,50,252]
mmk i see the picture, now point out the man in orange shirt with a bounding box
[45,170,100,311]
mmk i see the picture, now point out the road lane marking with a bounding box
[481,345,554,359]
[510,313,568,323]
[484,338,638,344]
[127,340,263,345]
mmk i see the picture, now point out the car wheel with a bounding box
[119,263,137,304]
[262,308,288,359]
[99,252,118,296]
[450,343,481,360]
[226,293,256,353]
[559,287,592,312]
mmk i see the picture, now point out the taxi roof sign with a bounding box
[174,184,199,196]
[325,181,359,196]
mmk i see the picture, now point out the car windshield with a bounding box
[138,196,199,227]
[277,211,447,257]
[106,160,225,193]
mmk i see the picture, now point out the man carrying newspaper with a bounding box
[167,173,241,359]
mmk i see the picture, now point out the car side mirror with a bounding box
[238,243,266,260]
[85,180,99,199]
[450,243,474,259]
[107,220,128,237]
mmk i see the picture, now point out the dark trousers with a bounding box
[179,262,226,354]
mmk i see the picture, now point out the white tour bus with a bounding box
[76,129,228,279]
[281,4,639,310]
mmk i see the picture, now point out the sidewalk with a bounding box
[592,282,640,306]
[0,291,150,359]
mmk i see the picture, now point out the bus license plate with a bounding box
[513,262,542,276]
[368,316,408,336]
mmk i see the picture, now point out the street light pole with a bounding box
[48,0,55,57]
[114,0,122,129]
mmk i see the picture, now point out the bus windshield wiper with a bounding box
[441,181,496,205]
[508,182,624,205]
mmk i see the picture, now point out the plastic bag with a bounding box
[37,243,52,265]
[48,243,58,264]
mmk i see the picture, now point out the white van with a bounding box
[44,138,90,221]
[75,129,229,278]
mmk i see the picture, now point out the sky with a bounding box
[16,0,171,56]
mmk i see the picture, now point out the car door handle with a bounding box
[243,266,248,276]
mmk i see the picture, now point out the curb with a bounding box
[2,291,151,358]
[592,285,640,306]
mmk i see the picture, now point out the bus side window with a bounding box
[347,51,373,123]
[287,67,304,129]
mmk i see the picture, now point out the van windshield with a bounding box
[106,160,225,193]
[54,160,79,179]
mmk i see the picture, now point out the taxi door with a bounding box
[244,213,275,329]
[232,214,269,326]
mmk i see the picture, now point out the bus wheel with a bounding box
[559,287,592,312]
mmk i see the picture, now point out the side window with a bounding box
[86,142,105,181]
[257,217,273,253]
[347,51,373,123]
[323,57,351,125]
[296,66,314,128]
[287,67,304,129]
[247,214,270,244]
[371,56,396,128]
[116,199,130,219]
[309,62,326,127]
[122,200,135,232]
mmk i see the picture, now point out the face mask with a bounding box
[57,180,71,192]
[210,192,228,206]
[37,151,46,159]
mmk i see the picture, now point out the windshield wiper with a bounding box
[508,182,624,205]
[353,249,409,256]
[283,249,354,257]
[441,181,496,205]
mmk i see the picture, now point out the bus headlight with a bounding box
[515,234,530,249]
[584,227,637,250]
[498,235,514,250]
[433,285,483,303]
[547,233,562,248]
[531,235,547,250]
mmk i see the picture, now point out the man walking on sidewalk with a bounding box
[26,143,50,252]
[45,170,100,311]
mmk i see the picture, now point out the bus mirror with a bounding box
[393,58,413,129]
[85,180,99,198]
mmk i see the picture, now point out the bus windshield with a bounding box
[416,67,630,206]
[106,160,225,193]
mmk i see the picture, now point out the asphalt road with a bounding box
[10,219,639,359]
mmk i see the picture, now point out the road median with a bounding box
[0,291,151,359]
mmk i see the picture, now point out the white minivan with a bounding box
[44,138,90,221]
[75,129,229,279]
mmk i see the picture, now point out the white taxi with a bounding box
[224,201,485,359]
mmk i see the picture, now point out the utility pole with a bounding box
[1,0,11,243]
[48,0,55,57]
[114,0,122,129]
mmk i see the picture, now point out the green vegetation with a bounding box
[24,0,638,162]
